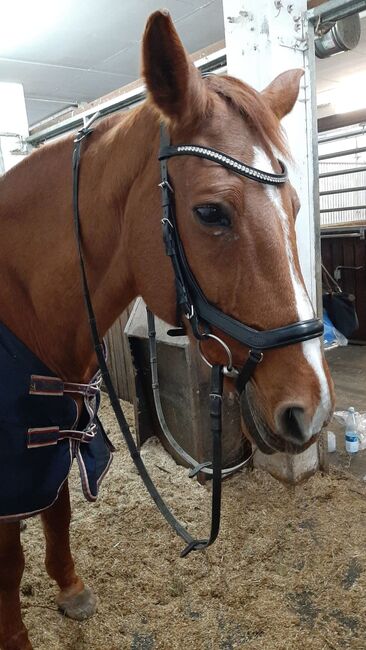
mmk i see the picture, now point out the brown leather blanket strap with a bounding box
[72,113,224,557]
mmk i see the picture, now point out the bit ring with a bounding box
[198,333,238,377]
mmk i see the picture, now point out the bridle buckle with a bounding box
[158,179,174,194]
[161,217,173,229]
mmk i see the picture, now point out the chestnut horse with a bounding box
[0,10,334,650]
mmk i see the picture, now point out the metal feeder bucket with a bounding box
[124,298,250,480]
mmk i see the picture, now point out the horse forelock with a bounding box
[206,74,289,162]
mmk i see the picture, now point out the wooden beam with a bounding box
[307,0,328,8]
[318,108,366,132]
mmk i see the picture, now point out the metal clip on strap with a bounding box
[73,111,102,142]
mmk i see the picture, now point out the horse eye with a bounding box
[194,204,231,228]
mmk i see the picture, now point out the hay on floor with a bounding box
[21,396,366,650]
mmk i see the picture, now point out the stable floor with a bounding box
[20,375,366,650]
[326,344,366,479]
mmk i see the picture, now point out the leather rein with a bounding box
[71,114,323,557]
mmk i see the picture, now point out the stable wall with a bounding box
[0,82,28,173]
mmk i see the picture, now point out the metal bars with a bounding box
[319,126,366,144]
[319,166,366,178]
[319,123,366,227]
[319,146,366,161]
[321,205,366,213]
[307,0,366,25]
[320,186,366,196]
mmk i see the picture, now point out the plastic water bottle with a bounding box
[345,407,359,454]
[327,431,336,453]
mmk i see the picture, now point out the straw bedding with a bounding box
[22,396,366,650]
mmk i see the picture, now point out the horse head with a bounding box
[138,10,334,455]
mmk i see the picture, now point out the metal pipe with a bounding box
[27,51,227,145]
[0,132,22,138]
[27,88,147,144]
[28,97,79,105]
[319,126,366,144]
[319,166,366,178]
[321,232,362,238]
[319,146,366,160]
[307,17,323,317]
[319,186,366,196]
[320,205,366,213]
[307,0,365,24]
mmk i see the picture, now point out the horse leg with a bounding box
[41,481,97,621]
[0,522,32,650]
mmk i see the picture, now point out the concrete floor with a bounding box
[325,344,366,479]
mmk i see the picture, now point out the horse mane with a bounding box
[206,74,288,160]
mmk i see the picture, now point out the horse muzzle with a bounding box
[239,382,318,455]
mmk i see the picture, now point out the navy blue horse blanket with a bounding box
[0,322,113,522]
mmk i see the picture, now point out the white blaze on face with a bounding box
[253,147,332,439]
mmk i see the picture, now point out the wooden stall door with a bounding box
[321,234,366,342]
[105,302,135,402]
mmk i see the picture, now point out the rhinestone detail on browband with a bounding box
[175,145,286,184]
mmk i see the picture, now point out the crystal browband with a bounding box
[159,144,288,186]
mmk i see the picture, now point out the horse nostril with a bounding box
[277,405,310,443]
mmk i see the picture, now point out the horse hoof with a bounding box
[57,586,97,621]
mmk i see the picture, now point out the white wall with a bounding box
[222,0,318,308]
[0,82,29,173]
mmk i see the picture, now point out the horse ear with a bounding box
[142,10,208,124]
[261,69,304,120]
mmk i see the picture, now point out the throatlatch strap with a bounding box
[72,116,224,557]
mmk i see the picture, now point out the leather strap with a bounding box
[72,116,225,557]
[235,350,264,395]
[160,126,193,323]
[27,425,96,448]
[30,374,100,398]
[181,363,224,557]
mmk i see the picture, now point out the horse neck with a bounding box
[0,105,159,381]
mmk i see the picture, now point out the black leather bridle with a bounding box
[72,115,323,557]
[158,124,323,394]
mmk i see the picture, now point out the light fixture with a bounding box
[315,14,361,59]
